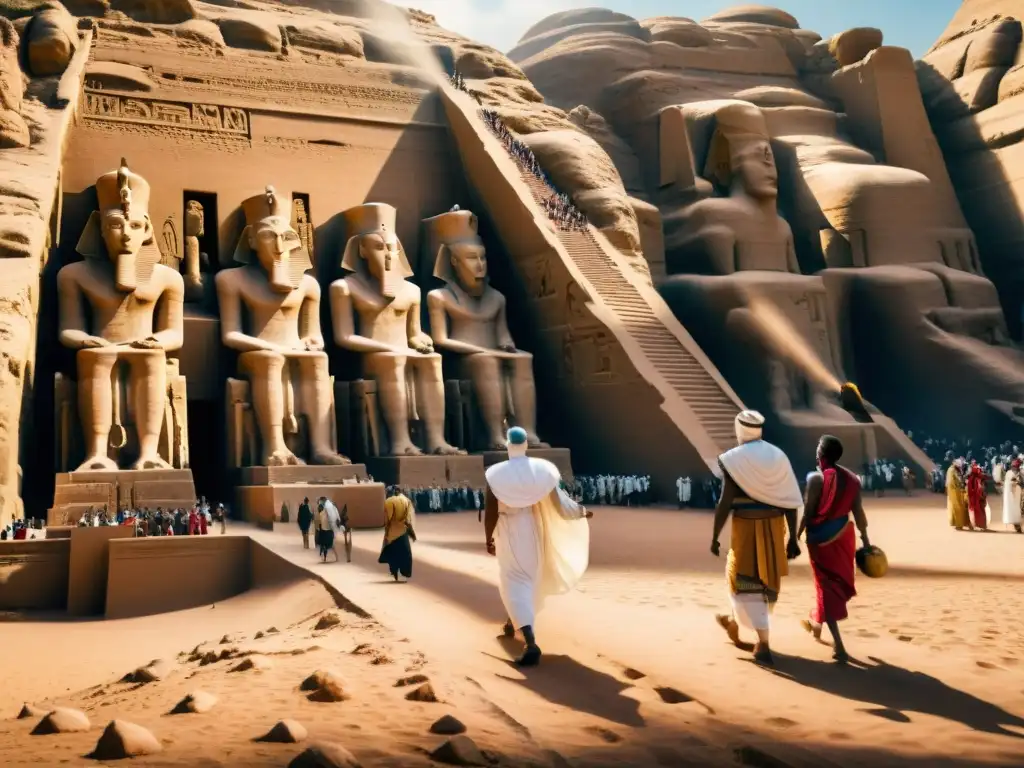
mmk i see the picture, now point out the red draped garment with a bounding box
[807,465,860,624]
[966,466,989,528]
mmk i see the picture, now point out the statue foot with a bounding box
[132,456,171,471]
[311,451,352,466]
[75,455,119,472]
[527,435,549,448]
[266,450,303,467]
[431,444,467,456]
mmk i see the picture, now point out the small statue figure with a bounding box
[182,199,207,302]
[215,186,349,467]
[330,202,465,457]
[424,209,546,449]
[56,158,185,471]
[292,197,315,259]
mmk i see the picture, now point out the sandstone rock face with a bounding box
[514,6,1024,441]
[0,18,28,150]
[25,2,79,77]
[919,2,1024,336]
[217,14,282,52]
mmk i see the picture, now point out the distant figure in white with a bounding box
[484,426,593,666]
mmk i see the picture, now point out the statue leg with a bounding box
[463,353,507,450]
[508,352,546,447]
[295,352,350,465]
[413,354,465,455]
[75,347,119,472]
[127,350,171,470]
[240,350,301,466]
[365,352,420,456]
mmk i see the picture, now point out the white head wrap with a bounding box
[734,409,765,445]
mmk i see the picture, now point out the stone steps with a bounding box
[506,153,741,453]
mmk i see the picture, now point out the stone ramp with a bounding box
[440,86,744,477]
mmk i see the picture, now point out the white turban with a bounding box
[735,410,765,445]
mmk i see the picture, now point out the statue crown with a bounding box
[241,185,288,226]
[96,158,150,217]
[342,202,398,240]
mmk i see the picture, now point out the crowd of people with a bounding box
[0,517,41,540]
[389,484,485,515]
[78,499,229,537]
[295,496,352,564]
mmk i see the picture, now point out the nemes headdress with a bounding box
[422,208,483,284]
[702,102,770,189]
[340,202,413,277]
[232,185,312,288]
[75,158,160,286]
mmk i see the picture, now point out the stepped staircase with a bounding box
[442,84,745,468]
[518,174,742,452]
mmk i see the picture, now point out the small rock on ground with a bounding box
[259,719,308,743]
[395,674,429,687]
[170,691,218,714]
[127,658,173,683]
[31,708,90,735]
[429,735,486,766]
[231,655,271,672]
[430,714,467,735]
[17,703,47,719]
[91,720,162,760]
[314,613,342,631]
[288,741,362,768]
[405,682,439,703]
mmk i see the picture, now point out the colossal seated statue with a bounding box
[423,209,546,450]
[215,186,349,467]
[56,159,186,472]
[330,203,464,457]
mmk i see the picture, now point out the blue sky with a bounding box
[397,1,961,58]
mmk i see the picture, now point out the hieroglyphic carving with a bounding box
[83,92,250,135]
[159,216,179,268]
[292,198,314,259]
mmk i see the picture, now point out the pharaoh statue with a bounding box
[56,159,185,471]
[659,101,849,427]
[667,101,800,276]
[330,203,464,457]
[423,209,546,450]
[215,186,349,467]
[182,199,207,302]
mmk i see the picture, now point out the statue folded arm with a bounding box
[425,291,490,355]
[57,266,105,349]
[147,270,185,351]
[328,279,397,354]
[298,276,325,351]
[494,294,517,352]
[215,271,279,353]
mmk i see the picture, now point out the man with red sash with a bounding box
[966,460,990,530]
[798,434,869,664]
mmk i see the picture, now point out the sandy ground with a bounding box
[1,493,1022,766]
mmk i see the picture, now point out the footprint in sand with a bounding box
[654,686,693,705]
[976,661,1002,670]
[622,667,646,681]
[766,717,797,729]
[897,636,914,643]
[828,732,852,741]
[857,630,880,639]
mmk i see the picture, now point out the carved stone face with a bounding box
[251,215,302,293]
[185,201,204,238]
[101,208,153,292]
[449,242,487,296]
[732,139,778,200]
[359,232,403,298]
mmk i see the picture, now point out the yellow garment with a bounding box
[727,515,788,597]
[384,494,414,544]
[946,466,970,528]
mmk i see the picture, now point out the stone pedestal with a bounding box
[365,454,485,487]
[481,448,573,481]
[48,468,197,525]
[233,464,385,530]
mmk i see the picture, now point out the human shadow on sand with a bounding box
[763,654,1024,738]
[487,649,645,728]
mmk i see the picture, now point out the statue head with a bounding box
[75,158,158,293]
[424,209,487,297]
[341,203,413,299]
[703,102,777,201]
[185,200,204,238]
[233,186,312,294]
[734,409,765,445]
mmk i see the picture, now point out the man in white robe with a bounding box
[484,427,592,666]
[710,410,803,665]
[1002,459,1023,533]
